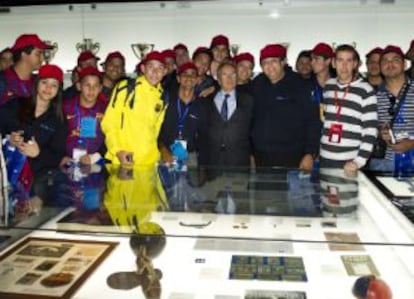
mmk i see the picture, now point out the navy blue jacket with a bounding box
[251,72,320,165]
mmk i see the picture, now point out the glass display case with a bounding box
[1,165,414,299]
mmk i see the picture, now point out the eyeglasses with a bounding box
[388,95,396,116]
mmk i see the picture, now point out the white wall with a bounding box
[0,0,413,75]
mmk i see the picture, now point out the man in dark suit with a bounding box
[200,61,253,168]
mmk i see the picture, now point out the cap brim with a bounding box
[37,44,54,50]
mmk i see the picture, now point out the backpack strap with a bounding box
[111,77,140,109]
[128,78,141,109]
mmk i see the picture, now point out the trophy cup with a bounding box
[281,42,290,50]
[42,40,58,64]
[76,38,100,54]
[230,44,240,56]
[131,43,154,61]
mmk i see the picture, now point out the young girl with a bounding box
[0,64,67,179]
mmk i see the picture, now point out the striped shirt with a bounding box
[376,79,414,160]
[320,78,378,168]
[0,68,35,106]
[63,95,107,157]
[320,168,358,217]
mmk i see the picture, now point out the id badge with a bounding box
[80,117,97,138]
[73,148,87,162]
[328,123,343,143]
[176,139,187,150]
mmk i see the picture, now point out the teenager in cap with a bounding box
[209,34,230,80]
[61,66,107,166]
[252,44,320,171]
[0,34,53,105]
[365,47,383,90]
[0,47,13,71]
[101,51,126,98]
[102,51,167,166]
[234,52,255,95]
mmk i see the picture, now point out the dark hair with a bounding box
[192,49,212,61]
[12,46,35,64]
[335,44,361,78]
[335,44,360,61]
[296,50,312,62]
[18,78,64,125]
[80,74,103,85]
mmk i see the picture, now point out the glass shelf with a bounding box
[1,165,414,299]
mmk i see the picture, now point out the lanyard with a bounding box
[313,84,323,103]
[394,85,409,122]
[74,100,96,147]
[333,86,349,119]
[177,98,190,137]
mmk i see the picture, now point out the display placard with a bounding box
[0,237,117,299]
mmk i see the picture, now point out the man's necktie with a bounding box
[220,93,230,121]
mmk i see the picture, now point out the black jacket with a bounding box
[0,98,68,174]
[159,94,206,154]
[251,72,320,166]
[199,90,253,167]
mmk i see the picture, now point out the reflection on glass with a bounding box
[54,164,168,234]
[159,165,326,217]
[107,224,165,299]
[320,168,359,218]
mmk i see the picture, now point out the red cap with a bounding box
[177,62,198,75]
[161,49,176,61]
[382,45,405,58]
[144,51,166,65]
[260,44,287,62]
[192,46,211,59]
[365,47,383,58]
[78,66,102,80]
[210,35,229,48]
[135,61,144,74]
[233,52,255,66]
[77,51,100,65]
[173,43,188,52]
[103,51,125,64]
[11,34,53,52]
[312,43,334,58]
[38,64,64,83]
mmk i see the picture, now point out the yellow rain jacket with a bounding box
[101,76,167,165]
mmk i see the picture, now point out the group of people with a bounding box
[0,32,413,188]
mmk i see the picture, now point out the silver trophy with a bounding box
[230,44,240,56]
[281,42,290,50]
[43,40,58,64]
[332,41,357,49]
[76,38,100,54]
[131,43,154,60]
